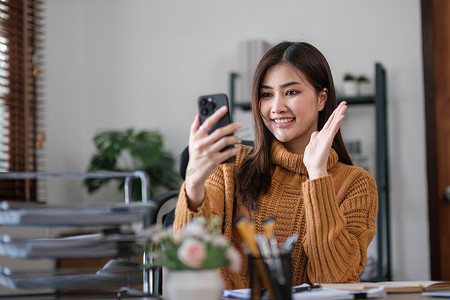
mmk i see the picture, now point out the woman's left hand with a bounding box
[303,101,347,180]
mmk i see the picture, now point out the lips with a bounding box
[272,117,295,127]
[273,118,294,124]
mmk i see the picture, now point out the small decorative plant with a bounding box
[357,75,369,83]
[84,128,180,199]
[343,73,356,81]
[141,216,241,272]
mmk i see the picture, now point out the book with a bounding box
[320,281,450,293]
[222,284,387,299]
[422,290,450,297]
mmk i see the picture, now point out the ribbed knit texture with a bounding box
[174,140,378,290]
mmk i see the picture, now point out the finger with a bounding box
[207,135,242,154]
[209,145,241,165]
[334,102,347,122]
[309,131,319,143]
[206,122,242,144]
[191,114,201,136]
[323,101,347,130]
[322,104,339,130]
[329,106,347,134]
[193,122,241,154]
[335,101,347,118]
[336,101,347,118]
[195,132,241,161]
[199,106,229,132]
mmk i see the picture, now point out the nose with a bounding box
[271,94,287,114]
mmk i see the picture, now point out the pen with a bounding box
[262,216,275,240]
[255,234,286,300]
[254,233,274,270]
[269,237,286,285]
[262,216,287,286]
[281,233,299,254]
[235,217,260,257]
[235,216,277,300]
[292,284,322,293]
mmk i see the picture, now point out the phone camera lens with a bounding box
[206,101,215,110]
[200,98,208,107]
[200,108,208,116]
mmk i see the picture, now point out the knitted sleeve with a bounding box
[302,170,378,283]
[173,167,226,232]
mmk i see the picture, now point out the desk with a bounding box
[0,293,441,300]
[386,293,446,299]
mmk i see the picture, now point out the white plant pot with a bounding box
[342,81,358,97]
[165,269,225,300]
[358,82,372,95]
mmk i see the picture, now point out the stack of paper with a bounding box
[0,259,144,290]
[0,202,155,226]
[0,233,141,259]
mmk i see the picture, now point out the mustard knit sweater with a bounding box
[174,140,378,290]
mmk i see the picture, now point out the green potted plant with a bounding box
[84,128,181,200]
[357,75,371,95]
[342,73,358,96]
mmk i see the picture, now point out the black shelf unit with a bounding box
[229,63,391,282]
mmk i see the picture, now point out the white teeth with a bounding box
[274,118,294,124]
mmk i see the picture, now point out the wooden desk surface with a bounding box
[0,293,438,299]
[386,293,436,299]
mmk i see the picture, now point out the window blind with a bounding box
[0,0,44,202]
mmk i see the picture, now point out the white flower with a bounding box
[192,215,206,225]
[226,246,242,273]
[211,235,229,247]
[138,224,162,238]
[181,221,206,238]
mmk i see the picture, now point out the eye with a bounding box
[260,92,272,98]
[286,90,299,96]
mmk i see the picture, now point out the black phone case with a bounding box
[197,93,235,163]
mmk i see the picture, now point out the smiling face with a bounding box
[259,63,327,154]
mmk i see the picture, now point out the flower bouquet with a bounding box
[141,215,241,272]
[140,216,241,300]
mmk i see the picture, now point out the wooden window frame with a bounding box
[0,0,44,202]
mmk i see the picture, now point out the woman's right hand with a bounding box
[185,106,242,209]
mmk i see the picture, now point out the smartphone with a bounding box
[197,93,235,163]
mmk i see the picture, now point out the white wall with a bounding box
[42,0,428,281]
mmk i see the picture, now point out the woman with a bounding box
[174,41,378,289]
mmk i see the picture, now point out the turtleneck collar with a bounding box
[270,140,339,175]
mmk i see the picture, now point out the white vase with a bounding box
[165,269,225,300]
[358,82,372,95]
[342,81,358,97]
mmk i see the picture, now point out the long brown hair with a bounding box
[235,41,353,210]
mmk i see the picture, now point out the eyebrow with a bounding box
[260,81,301,89]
